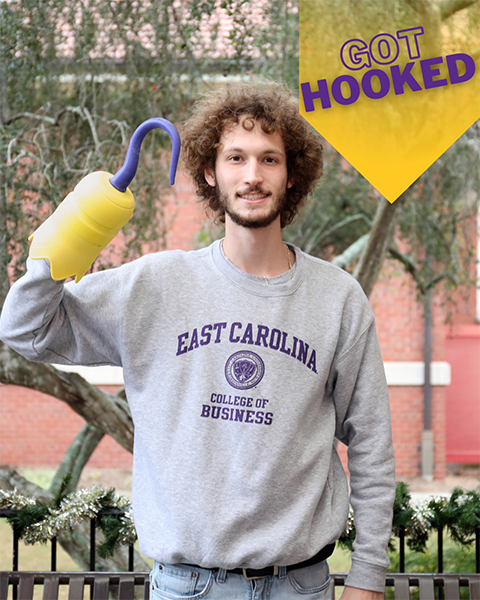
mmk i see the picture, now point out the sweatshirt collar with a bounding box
[211,239,304,296]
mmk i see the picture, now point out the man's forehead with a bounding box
[218,116,284,151]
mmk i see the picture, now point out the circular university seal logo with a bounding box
[225,351,265,390]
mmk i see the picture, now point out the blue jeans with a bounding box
[149,560,332,599]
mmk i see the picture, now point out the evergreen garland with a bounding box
[0,476,136,558]
[338,506,356,551]
[446,487,480,546]
[337,482,480,554]
[1,480,479,559]
[97,514,128,559]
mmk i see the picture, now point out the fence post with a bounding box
[12,527,19,572]
[437,526,443,573]
[476,525,480,574]
[438,526,444,600]
[129,544,134,572]
[12,526,19,600]
[399,528,405,573]
[90,518,96,571]
[51,536,57,571]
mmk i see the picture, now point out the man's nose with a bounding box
[243,160,263,186]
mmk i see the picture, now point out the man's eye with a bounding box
[229,155,242,162]
[264,157,278,163]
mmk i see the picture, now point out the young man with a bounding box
[0,83,395,599]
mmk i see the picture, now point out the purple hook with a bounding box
[110,118,181,192]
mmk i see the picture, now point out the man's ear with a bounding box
[204,167,216,187]
[287,176,295,189]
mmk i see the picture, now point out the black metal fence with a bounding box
[0,509,135,573]
[2,508,479,575]
[396,524,480,574]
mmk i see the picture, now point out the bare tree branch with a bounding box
[439,0,479,19]
[3,112,57,126]
[388,243,449,296]
[388,243,425,295]
[332,234,369,269]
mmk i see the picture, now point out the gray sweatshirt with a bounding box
[0,240,395,592]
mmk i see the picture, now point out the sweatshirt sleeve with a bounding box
[332,313,396,592]
[0,257,124,367]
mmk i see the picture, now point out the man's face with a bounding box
[204,118,293,229]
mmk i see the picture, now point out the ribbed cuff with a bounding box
[345,558,387,593]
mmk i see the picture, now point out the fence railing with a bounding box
[1,571,480,600]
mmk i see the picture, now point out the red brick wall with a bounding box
[391,386,446,479]
[163,173,207,250]
[371,264,446,362]
[0,385,132,468]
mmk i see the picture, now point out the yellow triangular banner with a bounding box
[299,1,480,203]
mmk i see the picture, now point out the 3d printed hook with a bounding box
[110,117,181,192]
[28,117,182,282]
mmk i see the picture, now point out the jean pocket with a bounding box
[287,560,331,596]
[150,562,214,599]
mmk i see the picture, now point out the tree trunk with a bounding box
[353,195,405,298]
[0,56,8,126]
[49,423,105,495]
[0,342,134,452]
[0,168,10,307]
[405,0,479,56]
[0,17,10,307]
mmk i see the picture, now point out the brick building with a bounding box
[1,173,479,478]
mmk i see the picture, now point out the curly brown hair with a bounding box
[181,82,323,228]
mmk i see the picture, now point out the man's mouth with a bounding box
[237,191,270,201]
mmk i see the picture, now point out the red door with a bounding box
[446,326,480,464]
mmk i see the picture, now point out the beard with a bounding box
[216,185,288,230]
